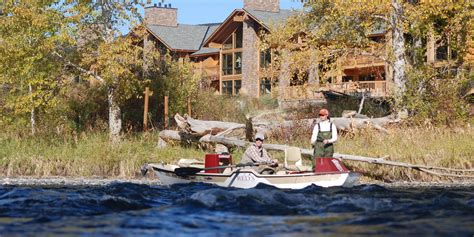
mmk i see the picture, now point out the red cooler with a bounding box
[204,153,233,173]
[205,154,220,173]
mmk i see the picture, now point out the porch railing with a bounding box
[282,81,387,100]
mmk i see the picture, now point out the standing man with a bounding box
[310,108,338,169]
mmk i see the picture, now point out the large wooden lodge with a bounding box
[143,0,462,106]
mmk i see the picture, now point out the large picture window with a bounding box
[221,25,243,76]
[221,24,243,96]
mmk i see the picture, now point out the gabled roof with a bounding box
[146,23,220,51]
[244,9,294,29]
[203,8,296,46]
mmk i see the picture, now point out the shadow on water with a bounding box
[0,182,473,236]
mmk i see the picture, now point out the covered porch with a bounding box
[281,80,388,101]
[281,65,388,101]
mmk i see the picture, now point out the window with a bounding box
[436,43,448,61]
[222,53,233,75]
[220,24,243,95]
[221,24,243,76]
[223,35,233,50]
[260,49,271,68]
[234,80,241,95]
[222,52,242,75]
[260,78,272,95]
[222,81,233,95]
[222,80,241,96]
[433,19,458,62]
[234,52,242,74]
[235,25,243,49]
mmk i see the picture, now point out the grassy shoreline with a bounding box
[0,126,472,182]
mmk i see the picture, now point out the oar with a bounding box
[174,163,259,176]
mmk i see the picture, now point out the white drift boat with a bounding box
[148,153,358,189]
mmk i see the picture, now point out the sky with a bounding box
[140,0,303,25]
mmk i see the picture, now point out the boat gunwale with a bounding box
[150,165,350,179]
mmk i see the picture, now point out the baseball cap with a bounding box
[319,108,329,116]
[255,133,265,141]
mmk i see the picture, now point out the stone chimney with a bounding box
[145,3,178,27]
[244,0,280,12]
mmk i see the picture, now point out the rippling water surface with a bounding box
[0,182,472,236]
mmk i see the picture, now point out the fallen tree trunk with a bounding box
[158,130,202,142]
[175,113,399,137]
[160,131,473,178]
[175,113,243,135]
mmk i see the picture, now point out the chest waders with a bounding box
[312,122,334,169]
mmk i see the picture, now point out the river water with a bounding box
[0,182,472,236]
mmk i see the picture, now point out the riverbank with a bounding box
[1,177,473,188]
[0,125,472,182]
[0,177,161,186]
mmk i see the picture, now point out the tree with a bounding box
[262,0,472,113]
[0,1,159,140]
[56,1,158,142]
[0,0,68,134]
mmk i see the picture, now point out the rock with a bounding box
[157,137,167,148]
[215,144,229,154]
[342,110,357,118]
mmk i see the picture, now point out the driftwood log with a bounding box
[175,113,399,136]
[175,114,244,135]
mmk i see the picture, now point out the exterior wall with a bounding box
[241,18,260,97]
[145,6,177,27]
[277,50,290,105]
[244,0,280,12]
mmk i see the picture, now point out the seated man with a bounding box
[240,133,278,173]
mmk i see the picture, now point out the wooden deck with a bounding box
[281,81,388,101]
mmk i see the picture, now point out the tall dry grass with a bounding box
[0,132,205,178]
[0,124,472,182]
[337,126,474,182]
[268,124,473,182]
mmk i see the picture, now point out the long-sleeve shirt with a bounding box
[240,144,272,164]
[310,120,338,144]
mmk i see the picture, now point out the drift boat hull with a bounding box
[150,164,358,189]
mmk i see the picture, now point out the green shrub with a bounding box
[404,66,470,125]
[192,89,245,122]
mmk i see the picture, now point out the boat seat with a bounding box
[284,147,313,172]
[222,167,234,174]
[276,170,287,175]
[177,158,204,168]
